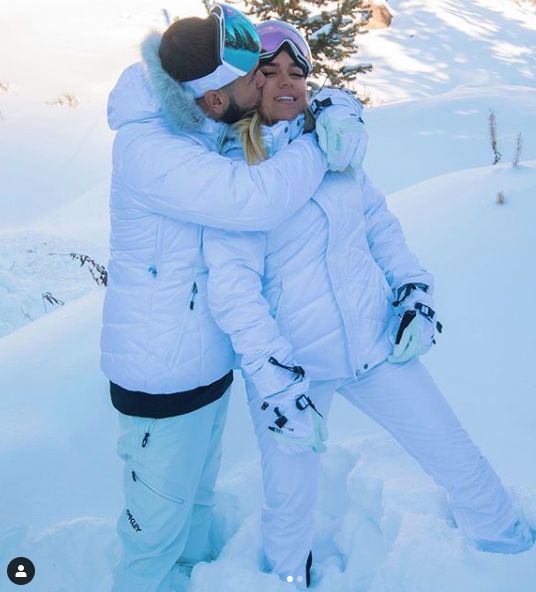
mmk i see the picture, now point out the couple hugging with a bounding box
[101,4,534,591]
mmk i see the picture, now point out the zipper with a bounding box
[141,419,158,448]
[189,281,198,310]
[268,356,305,378]
[131,470,185,505]
[189,227,203,312]
[313,197,362,376]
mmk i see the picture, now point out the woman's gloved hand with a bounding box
[260,379,328,455]
[309,87,368,172]
[388,283,443,364]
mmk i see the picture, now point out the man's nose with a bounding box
[254,69,266,88]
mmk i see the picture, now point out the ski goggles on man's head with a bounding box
[257,20,313,75]
[183,3,261,98]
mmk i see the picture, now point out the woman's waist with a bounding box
[288,322,392,381]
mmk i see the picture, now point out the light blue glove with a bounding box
[261,380,328,454]
[310,87,368,172]
[388,284,442,364]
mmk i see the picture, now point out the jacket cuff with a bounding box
[245,353,306,399]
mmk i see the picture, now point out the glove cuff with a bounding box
[393,282,429,306]
[309,87,364,120]
[392,284,443,336]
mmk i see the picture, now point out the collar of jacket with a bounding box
[141,30,227,144]
[222,114,305,157]
[261,114,305,156]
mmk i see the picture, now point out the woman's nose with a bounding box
[278,74,292,87]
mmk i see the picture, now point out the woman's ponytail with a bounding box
[234,112,268,165]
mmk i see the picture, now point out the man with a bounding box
[101,4,365,591]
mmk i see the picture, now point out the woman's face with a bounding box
[259,50,308,124]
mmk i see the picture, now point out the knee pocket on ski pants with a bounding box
[117,415,200,552]
[120,460,190,552]
[117,414,204,502]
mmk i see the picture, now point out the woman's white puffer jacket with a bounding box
[203,117,433,397]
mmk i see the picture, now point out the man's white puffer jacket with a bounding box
[100,33,329,394]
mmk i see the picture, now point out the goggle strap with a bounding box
[182,61,248,98]
[210,7,225,62]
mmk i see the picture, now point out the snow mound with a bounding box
[2,163,535,590]
[2,0,536,590]
[365,85,536,194]
[356,0,536,104]
[0,230,107,338]
[33,179,111,248]
[194,437,536,592]
[386,161,536,487]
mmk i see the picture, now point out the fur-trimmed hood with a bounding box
[107,31,209,134]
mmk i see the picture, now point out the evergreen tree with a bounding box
[242,0,372,88]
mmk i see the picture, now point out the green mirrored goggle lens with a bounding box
[213,4,261,73]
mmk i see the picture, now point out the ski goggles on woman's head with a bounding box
[257,20,313,75]
[183,3,261,98]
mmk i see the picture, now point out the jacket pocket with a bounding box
[159,288,195,370]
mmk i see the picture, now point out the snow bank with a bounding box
[364,85,536,194]
[2,164,535,591]
[2,0,536,590]
[355,0,536,104]
[0,230,107,338]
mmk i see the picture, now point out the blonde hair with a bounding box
[233,111,267,165]
[233,107,316,165]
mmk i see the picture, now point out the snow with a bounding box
[1,0,535,590]
[363,85,536,194]
[353,0,536,104]
[0,230,107,337]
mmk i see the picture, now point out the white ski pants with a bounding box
[111,389,230,592]
[247,359,529,585]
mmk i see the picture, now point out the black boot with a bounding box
[305,551,313,588]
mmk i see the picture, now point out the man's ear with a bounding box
[200,89,229,119]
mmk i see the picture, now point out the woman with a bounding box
[203,20,534,588]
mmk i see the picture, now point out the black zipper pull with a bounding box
[274,407,288,429]
[189,281,198,310]
[268,356,305,378]
[141,432,150,448]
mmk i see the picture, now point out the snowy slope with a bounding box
[185,162,536,592]
[364,85,536,194]
[0,230,107,338]
[0,0,203,229]
[0,0,200,337]
[1,165,535,592]
[1,0,536,590]
[354,0,536,104]
[387,161,536,488]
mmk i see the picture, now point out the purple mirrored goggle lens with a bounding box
[257,20,313,74]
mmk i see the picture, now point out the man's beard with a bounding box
[221,95,259,124]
